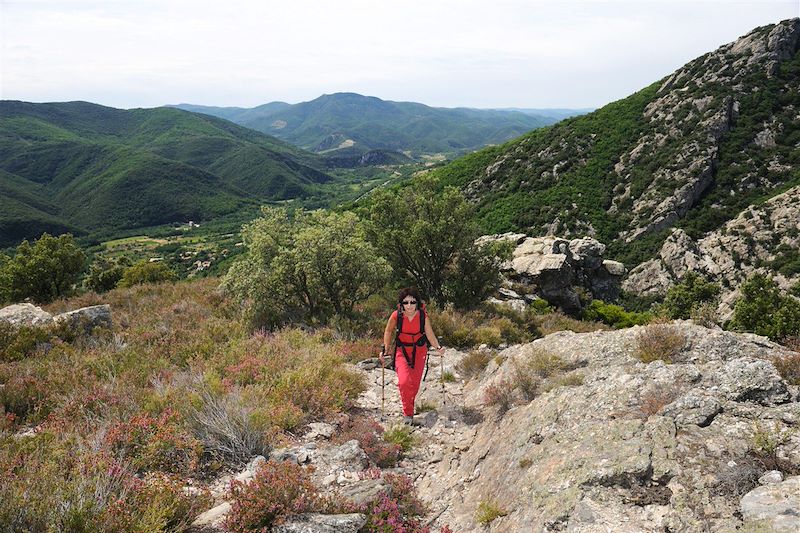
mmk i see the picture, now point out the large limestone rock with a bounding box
[273,513,367,533]
[413,323,800,532]
[740,476,800,531]
[0,303,54,327]
[483,234,626,313]
[53,304,112,332]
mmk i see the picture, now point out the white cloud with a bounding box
[1,0,797,108]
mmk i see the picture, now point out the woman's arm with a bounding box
[383,313,397,353]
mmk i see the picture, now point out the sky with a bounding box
[1,0,798,110]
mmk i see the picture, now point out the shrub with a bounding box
[729,274,800,341]
[524,349,570,378]
[104,409,202,475]
[224,460,326,532]
[770,350,800,386]
[475,499,508,526]
[222,208,390,329]
[483,378,515,414]
[0,233,85,304]
[639,383,682,417]
[690,301,720,328]
[457,350,493,379]
[512,361,542,402]
[535,311,609,335]
[119,261,177,288]
[357,473,430,532]
[336,416,401,468]
[443,241,510,310]
[383,425,415,452]
[189,390,271,469]
[662,272,720,319]
[583,300,651,328]
[635,324,686,363]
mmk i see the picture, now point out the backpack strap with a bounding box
[394,302,429,370]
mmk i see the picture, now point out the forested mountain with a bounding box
[0,101,334,246]
[172,93,579,157]
[430,19,800,271]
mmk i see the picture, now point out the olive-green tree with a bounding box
[118,261,176,288]
[365,174,501,307]
[729,273,800,340]
[662,271,720,319]
[222,207,390,329]
[0,233,85,303]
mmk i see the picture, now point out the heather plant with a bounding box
[336,416,402,467]
[483,378,515,414]
[357,473,430,533]
[224,460,331,532]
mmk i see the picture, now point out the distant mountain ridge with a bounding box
[430,18,800,275]
[0,101,334,246]
[171,93,586,157]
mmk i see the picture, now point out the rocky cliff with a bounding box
[432,18,800,271]
[624,185,800,317]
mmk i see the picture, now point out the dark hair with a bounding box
[398,287,422,309]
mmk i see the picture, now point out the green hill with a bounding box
[0,101,335,246]
[428,19,800,267]
[173,93,579,157]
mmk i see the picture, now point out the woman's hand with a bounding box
[434,345,445,356]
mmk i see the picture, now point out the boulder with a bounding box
[740,476,800,531]
[53,304,112,332]
[0,303,54,327]
[717,358,791,406]
[661,389,722,428]
[273,513,367,533]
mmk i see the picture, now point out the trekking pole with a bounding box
[380,345,386,422]
[440,341,446,409]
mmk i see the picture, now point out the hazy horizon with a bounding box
[2,1,798,110]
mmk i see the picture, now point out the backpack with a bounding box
[392,302,429,370]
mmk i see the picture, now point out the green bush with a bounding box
[223,207,390,329]
[663,272,721,319]
[729,274,800,341]
[475,499,508,525]
[119,261,177,287]
[583,300,651,328]
[0,233,85,304]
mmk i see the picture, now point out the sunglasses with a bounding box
[402,300,417,305]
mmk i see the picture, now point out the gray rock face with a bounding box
[740,476,800,531]
[412,323,800,532]
[0,303,54,327]
[272,513,367,533]
[717,358,791,406]
[489,234,625,313]
[53,304,112,332]
[661,389,722,428]
[624,185,800,319]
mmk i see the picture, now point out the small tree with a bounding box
[222,207,390,328]
[119,261,177,288]
[444,241,510,310]
[365,174,505,308]
[729,274,800,340]
[0,233,85,303]
[86,258,130,293]
[663,271,721,319]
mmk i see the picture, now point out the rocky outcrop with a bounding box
[402,324,800,532]
[273,513,367,533]
[740,476,800,531]
[0,303,54,327]
[0,302,113,333]
[481,233,625,313]
[624,185,800,317]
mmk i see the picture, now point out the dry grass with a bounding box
[457,349,493,379]
[635,324,686,363]
[535,311,610,336]
[770,347,800,386]
[638,383,682,417]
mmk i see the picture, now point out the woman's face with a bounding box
[401,296,417,313]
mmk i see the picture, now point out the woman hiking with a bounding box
[381,287,445,425]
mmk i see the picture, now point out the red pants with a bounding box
[395,348,427,416]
